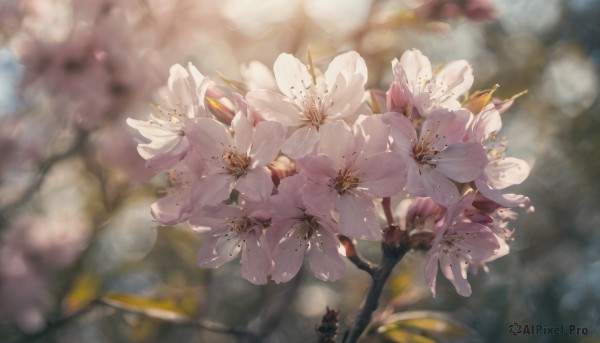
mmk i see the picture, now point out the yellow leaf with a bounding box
[62,273,101,314]
[380,311,476,339]
[217,72,248,94]
[382,329,437,343]
[463,84,499,114]
[100,292,190,322]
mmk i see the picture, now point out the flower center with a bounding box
[222,151,251,178]
[150,104,186,136]
[484,133,507,161]
[226,217,253,235]
[331,169,361,195]
[298,213,320,240]
[441,232,472,263]
[289,79,334,130]
[413,144,438,165]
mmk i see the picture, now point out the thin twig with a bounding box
[95,298,257,338]
[338,235,378,277]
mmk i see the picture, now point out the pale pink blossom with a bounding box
[268,174,345,283]
[150,152,205,225]
[190,197,272,285]
[467,104,531,207]
[399,197,442,233]
[187,112,284,205]
[240,60,277,91]
[383,109,487,207]
[127,62,210,170]
[424,193,500,297]
[388,49,474,118]
[246,51,368,159]
[298,117,406,240]
[415,0,497,22]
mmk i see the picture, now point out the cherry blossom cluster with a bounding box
[128,49,531,296]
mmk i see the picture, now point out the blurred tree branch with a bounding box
[0,129,89,224]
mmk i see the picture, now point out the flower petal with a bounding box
[397,50,432,94]
[281,126,320,159]
[420,108,470,150]
[424,249,440,297]
[468,104,501,142]
[439,252,472,297]
[250,121,285,166]
[353,114,390,158]
[308,228,345,281]
[484,157,530,189]
[302,182,337,216]
[273,53,313,98]
[474,178,530,208]
[381,112,417,154]
[197,234,241,268]
[245,90,299,127]
[232,112,253,154]
[271,229,307,283]
[241,231,271,285]
[420,167,460,207]
[337,191,380,240]
[318,120,354,169]
[187,118,232,160]
[236,167,273,201]
[324,51,368,89]
[150,189,193,225]
[192,173,233,207]
[431,60,473,104]
[356,152,406,197]
[432,142,487,183]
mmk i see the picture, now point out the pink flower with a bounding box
[387,49,473,118]
[246,51,368,159]
[467,104,531,208]
[150,152,205,225]
[383,109,487,207]
[424,193,500,297]
[190,197,272,285]
[268,174,345,283]
[127,62,209,170]
[187,112,284,206]
[298,117,406,240]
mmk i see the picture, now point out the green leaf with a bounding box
[100,292,191,322]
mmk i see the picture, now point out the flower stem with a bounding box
[343,241,408,343]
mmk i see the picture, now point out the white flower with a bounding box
[127,62,209,169]
[246,51,368,159]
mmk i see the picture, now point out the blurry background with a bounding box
[0,0,599,342]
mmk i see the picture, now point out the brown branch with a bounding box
[338,235,378,277]
[343,241,409,343]
[381,197,395,227]
[95,298,257,338]
[0,130,89,221]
